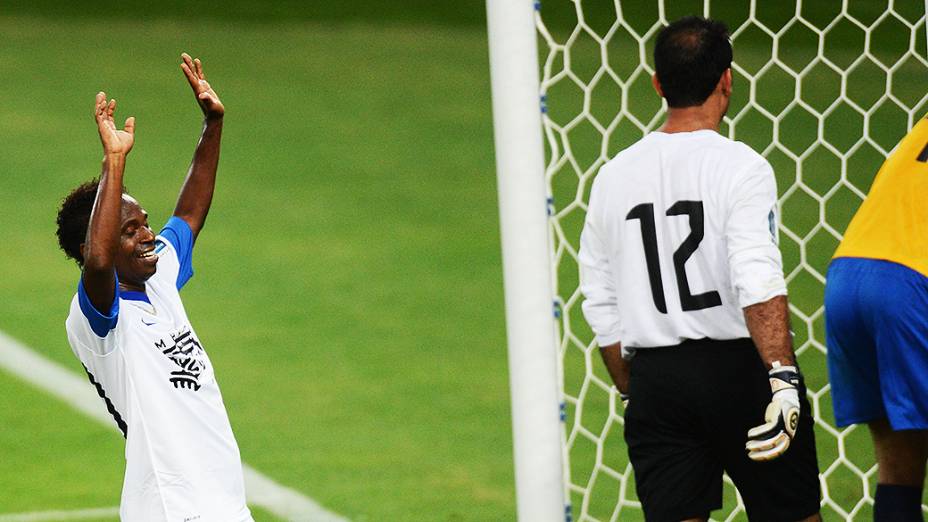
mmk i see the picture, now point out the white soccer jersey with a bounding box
[579,129,786,351]
[65,217,253,522]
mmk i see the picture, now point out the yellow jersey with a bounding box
[834,116,928,277]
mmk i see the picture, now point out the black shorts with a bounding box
[624,338,821,522]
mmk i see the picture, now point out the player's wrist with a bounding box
[768,362,801,404]
[102,152,128,164]
[768,361,799,386]
[615,388,629,409]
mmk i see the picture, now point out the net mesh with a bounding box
[534,1,928,520]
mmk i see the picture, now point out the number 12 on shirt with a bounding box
[626,200,722,314]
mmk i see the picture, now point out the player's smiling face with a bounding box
[115,195,158,289]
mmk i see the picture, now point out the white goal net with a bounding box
[534,1,928,520]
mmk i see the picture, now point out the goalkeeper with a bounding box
[578,16,821,521]
[56,54,253,521]
[825,117,928,522]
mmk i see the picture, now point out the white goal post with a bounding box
[488,0,928,521]
[486,1,566,520]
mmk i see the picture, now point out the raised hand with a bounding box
[94,92,135,155]
[180,53,224,119]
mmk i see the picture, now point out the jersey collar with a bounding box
[120,290,151,304]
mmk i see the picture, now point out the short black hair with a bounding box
[654,16,732,108]
[56,179,128,266]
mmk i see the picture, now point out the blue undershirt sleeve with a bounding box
[77,274,120,338]
[158,216,195,290]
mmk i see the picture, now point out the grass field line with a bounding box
[0,507,119,522]
[0,330,348,522]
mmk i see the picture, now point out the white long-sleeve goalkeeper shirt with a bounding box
[578,129,786,352]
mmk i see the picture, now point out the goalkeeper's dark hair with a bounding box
[654,16,732,108]
[56,179,127,266]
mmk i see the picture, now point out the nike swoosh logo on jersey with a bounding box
[141,319,156,326]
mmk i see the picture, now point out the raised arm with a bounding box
[83,92,135,314]
[174,53,224,238]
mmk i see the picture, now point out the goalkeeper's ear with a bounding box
[718,68,732,98]
[651,73,665,99]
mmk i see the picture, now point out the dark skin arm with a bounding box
[82,92,136,314]
[173,53,225,238]
[743,295,796,369]
[599,342,630,395]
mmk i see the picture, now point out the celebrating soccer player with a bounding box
[824,118,928,521]
[577,17,822,521]
[55,54,254,521]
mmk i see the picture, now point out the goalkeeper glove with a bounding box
[745,362,801,462]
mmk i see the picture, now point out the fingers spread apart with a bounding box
[180,52,206,86]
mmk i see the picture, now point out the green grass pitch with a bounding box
[0,1,924,520]
[0,8,508,521]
